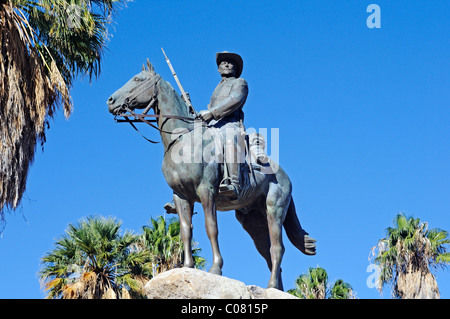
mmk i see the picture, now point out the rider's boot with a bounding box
[219,168,240,199]
[219,172,240,199]
[219,142,241,199]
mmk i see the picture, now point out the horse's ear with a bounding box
[147,58,155,74]
[142,64,146,72]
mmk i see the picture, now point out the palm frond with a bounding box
[39,215,148,299]
[370,213,449,298]
[0,0,128,224]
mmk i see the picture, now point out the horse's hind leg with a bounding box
[235,209,284,290]
[173,193,194,268]
[265,183,290,290]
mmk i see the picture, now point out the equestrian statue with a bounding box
[106,52,316,290]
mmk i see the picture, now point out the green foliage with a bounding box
[330,279,354,299]
[11,0,128,87]
[370,213,450,298]
[0,0,128,223]
[141,216,206,275]
[39,214,206,299]
[288,267,355,299]
[39,216,151,299]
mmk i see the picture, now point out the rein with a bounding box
[115,106,197,144]
[113,73,205,144]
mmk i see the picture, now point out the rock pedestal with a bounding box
[144,268,298,299]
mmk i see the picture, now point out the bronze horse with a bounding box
[107,60,316,290]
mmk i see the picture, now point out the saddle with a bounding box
[164,132,270,214]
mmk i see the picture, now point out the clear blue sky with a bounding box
[1,0,449,299]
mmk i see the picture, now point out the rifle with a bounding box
[161,48,198,117]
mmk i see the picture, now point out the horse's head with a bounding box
[107,59,159,115]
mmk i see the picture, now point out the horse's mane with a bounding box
[157,77,195,120]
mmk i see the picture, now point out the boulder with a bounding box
[144,268,298,299]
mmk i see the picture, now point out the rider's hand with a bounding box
[199,110,213,122]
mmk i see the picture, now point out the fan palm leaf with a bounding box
[288,266,355,299]
[0,0,127,228]
[141,216,206,276]
[371,213,450,298]
[39,215,149,299]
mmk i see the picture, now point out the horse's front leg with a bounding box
[173,193,194,268]
[198,184,223,275]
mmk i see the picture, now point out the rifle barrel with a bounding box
[161,48,197,116]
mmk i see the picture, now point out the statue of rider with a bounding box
[198,51,248,199]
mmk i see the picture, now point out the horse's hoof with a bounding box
[267,280,280,290]
[208,267,222,276]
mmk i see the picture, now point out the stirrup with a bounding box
[219,181,239,199]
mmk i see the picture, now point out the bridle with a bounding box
[113,73,201,144]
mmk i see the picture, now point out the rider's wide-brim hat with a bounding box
[216,51,243,78]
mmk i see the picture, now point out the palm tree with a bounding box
[288,266,356,299]
[39,216,151,299]
[330,279,355,299]
[141,215,206,276]
[371,213,450,299]
[0,0,127,227]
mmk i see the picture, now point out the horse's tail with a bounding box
[283,197,316,256]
